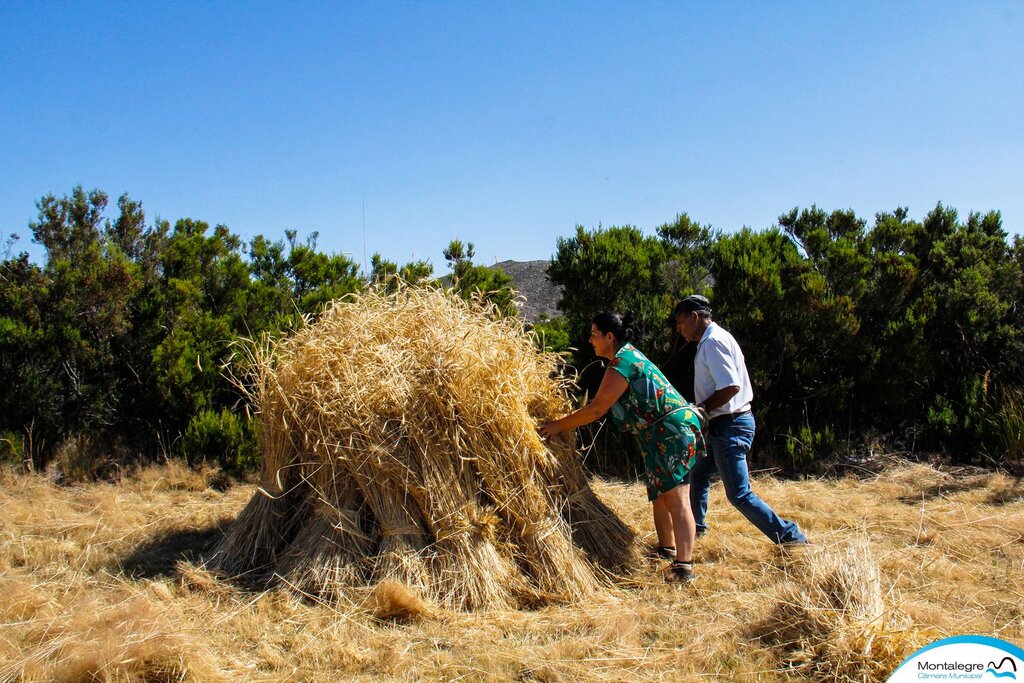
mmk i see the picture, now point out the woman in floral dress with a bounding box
[539,312,704,583]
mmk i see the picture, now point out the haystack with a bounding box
[211,287,642,610]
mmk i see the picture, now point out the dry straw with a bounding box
[748,539,929,681]
[212,286,642,610]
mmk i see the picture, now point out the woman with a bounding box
[539,312,704,583]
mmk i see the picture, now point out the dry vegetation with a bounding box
[2,460,1022,682]
[3,290,1022,681]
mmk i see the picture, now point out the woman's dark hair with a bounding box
[592,311,634,345]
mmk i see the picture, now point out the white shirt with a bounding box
[694,322,753,418]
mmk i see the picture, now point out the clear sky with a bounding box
[2,1,1021,271]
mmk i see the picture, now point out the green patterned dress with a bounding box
[607,343,704,501]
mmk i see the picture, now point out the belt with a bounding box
[644,407,685,429]
[708,410,751,426]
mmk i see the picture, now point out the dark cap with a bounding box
[671,295,712,319]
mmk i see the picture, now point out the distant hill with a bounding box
[491,260,562,321]
[438,260,562,320]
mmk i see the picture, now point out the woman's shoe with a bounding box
[665,560,695,584]
[654,545,676,560]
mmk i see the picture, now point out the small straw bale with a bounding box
[209,485,310,576]
[363,579,433,622]
[212,286,642,610]
[749,540,928,681]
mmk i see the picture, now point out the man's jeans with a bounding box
[689,411,807,544]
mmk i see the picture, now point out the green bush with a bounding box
[531,316,571,355]
[783,425,837,467]
[181,408,257,474]
[984,386,1024,466]
[548,224,673,361]
[0,431,25,466]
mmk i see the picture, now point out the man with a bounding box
[672,295,808,545]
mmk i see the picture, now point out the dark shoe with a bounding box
[665,561,695,584]
[646,545,677,560]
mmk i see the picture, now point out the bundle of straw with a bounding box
[750,541,928,680]
[211,286,642,610]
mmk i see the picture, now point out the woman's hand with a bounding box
[537,368,628,441]
[538,421,564,440]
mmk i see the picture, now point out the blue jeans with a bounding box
[689,411,807,544]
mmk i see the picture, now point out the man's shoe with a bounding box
[665,561,695,584]
[780,537,810,546]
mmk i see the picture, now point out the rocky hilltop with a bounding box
[490,260,562,321]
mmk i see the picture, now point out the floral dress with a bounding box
[607,343,704,501]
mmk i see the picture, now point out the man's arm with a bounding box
[699,385,739,412]
[699,337,743,412]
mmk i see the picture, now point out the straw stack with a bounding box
[212,286,642,610]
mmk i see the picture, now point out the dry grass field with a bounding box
[1,459,1022,682]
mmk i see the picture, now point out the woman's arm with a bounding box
[538,368,628,439]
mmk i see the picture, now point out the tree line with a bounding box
[0,186,510,475]
[546,208,1023,468]
[2,186,1021,476]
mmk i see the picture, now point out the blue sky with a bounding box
[2,1,1021,271]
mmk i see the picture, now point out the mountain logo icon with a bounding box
[987,656,1018,680]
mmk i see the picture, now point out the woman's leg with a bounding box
[659,484,696,563]
[652,496,675,548]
